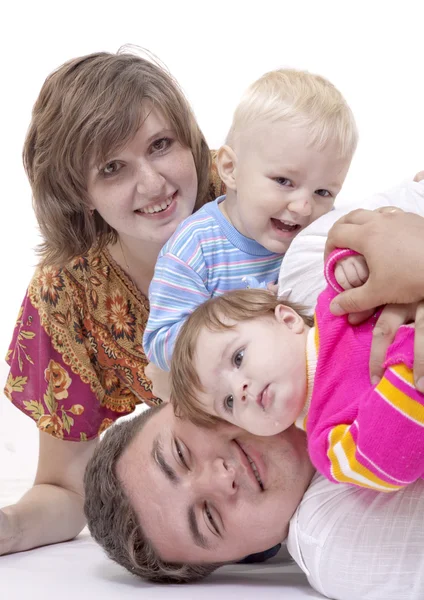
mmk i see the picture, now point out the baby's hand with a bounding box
[335,255,369,290]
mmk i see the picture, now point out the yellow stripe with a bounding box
[314,314,320,352]
[377,370,424,426]
[391,363,415,386]
[327,425,400,491]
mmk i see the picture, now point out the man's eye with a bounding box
[204,503,219,535]
[275,177,292,186]
[233,349,244,368]
[315,189,332,198]
[223,394,234,413]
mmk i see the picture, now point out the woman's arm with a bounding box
[1,432,97,554]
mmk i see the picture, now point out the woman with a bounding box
[1,49,223,555]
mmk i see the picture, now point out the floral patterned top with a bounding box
[4,153,225,441]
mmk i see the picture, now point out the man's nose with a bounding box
[196,459,237,498]
[136,162,166,197]
[287,194,313,217]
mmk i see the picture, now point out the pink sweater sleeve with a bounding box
[308,250,424,492]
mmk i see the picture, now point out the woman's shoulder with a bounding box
[28,247,148,312]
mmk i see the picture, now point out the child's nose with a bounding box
[288,196,313,216]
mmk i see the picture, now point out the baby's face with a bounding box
[228,121,351,254]
[193,307,309,436]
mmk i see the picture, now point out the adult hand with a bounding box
[325,209,424,313]
[366,302,424,393]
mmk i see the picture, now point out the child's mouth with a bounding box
[271,218,301,233]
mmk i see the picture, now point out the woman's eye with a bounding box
[223,394,234,413]
[151,137,172,153]
[275,177,292,187]
[315,189,332,198]
[233,349,244,368]
[101,161,121,176]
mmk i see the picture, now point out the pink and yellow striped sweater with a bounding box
[296,249,422,492]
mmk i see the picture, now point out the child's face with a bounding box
[229,121,351,254]
[193,307,309,436]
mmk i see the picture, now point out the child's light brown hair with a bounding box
[227,68,358,159]
[24,49,210,267]
[170,288,313,426]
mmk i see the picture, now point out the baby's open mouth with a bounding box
[271,218,301,232]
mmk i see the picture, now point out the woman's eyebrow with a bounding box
[146,128,174,145]
[151,435,179,484]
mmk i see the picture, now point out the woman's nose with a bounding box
[136,162,166,197]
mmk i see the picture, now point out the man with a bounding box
[85,205,424,598]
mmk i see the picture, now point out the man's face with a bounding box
[117,404,314,564]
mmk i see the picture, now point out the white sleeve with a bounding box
[278,179,424,315]
[284,178,424,599]
[287,474,424,600]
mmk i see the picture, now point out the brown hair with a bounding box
[84,404,221,583]
[24,49,211,267]
[170,288,313,426]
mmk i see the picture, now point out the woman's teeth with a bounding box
[140,195,173,214]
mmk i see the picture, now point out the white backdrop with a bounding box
[1,0,424,486]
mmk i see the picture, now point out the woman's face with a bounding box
[87,104,198,249]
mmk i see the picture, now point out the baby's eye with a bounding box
[315,189,332,198]
[275,177,292,187]
[233,349,244,368]
[223,395,234,413]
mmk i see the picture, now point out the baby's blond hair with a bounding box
[227,68,357,159]
[170,288,313,426]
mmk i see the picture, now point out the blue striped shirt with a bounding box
[144,197,283,370]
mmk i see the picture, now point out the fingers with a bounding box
[414,300,424,392]
[348,308,375,325]
[334,263,351,290]
[369,305,411,385]
[330,282,375,315]
[325,222,370,259]
[375,206,404,214]
[325,209,376,258]
[354,256,369,285]
[413,170,424,183]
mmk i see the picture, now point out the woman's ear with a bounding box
[216,145,238,191]
[274,304,305,334]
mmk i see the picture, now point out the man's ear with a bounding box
[216,145,237,191]
[274,304,305,334]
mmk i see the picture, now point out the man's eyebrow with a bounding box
[188,505,210,550]
[151,436,179,485]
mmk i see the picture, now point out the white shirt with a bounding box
[282,179,424,599]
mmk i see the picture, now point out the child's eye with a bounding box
[315,189,332,198]
[275,177,292,187]
[223,394,234,413]
[233,349,244,368]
